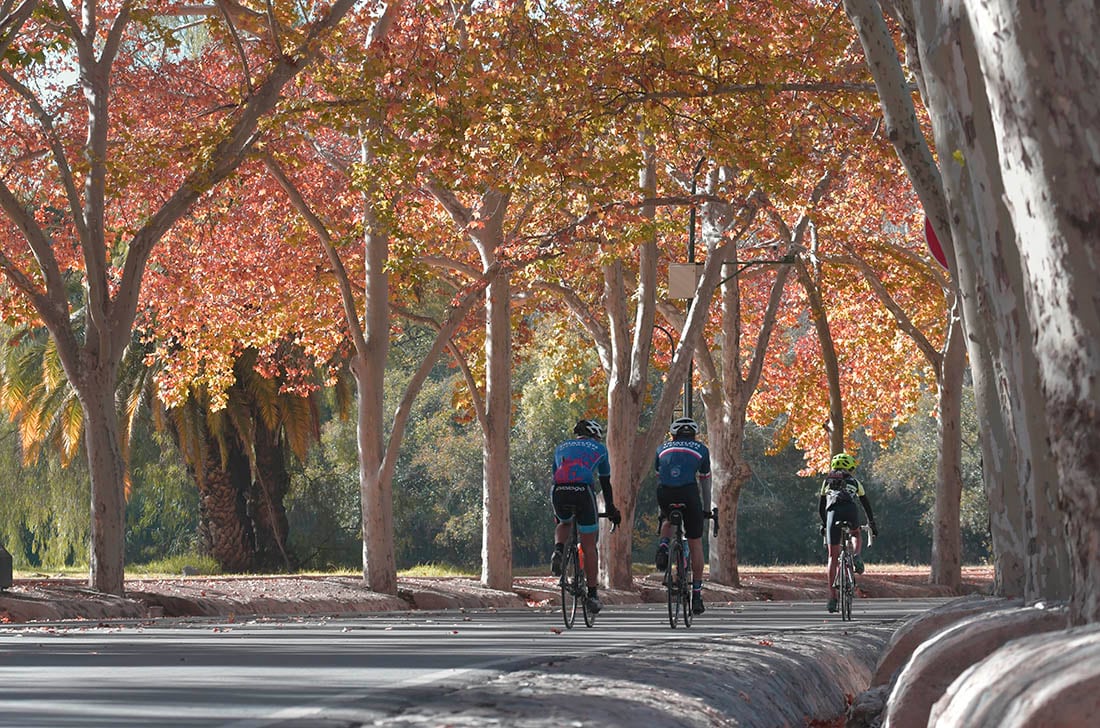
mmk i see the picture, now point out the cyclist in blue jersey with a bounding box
[654,417,712,615]
[550,419,622,614]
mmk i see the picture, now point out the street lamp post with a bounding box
[670,155,797,425]
[683,157,705,421]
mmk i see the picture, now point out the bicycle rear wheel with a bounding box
[839,552,853,621]
[666,542,682,628]
[561,544,580,629]
[680,545,693,628]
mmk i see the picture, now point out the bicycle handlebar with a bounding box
[706,507,719,536]
[597,511,618,532]
[821,522,874,547]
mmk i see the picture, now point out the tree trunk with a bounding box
[195,442,254,573]
[80,379,127,595]
[357,209,397,594]
[481,271,513,591]
[909,0,1073,606]
[705,251,752,587]
[963,0,1100,624]
[251,420,294,572]
[930,307,965,589]
[604,373,642,590]
[845,0,1075,602]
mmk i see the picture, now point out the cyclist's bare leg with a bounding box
[688,536,704,582]
[554,522,571,547]
[579,531,599,587]
[851,530,862,557]
[826,544,841,599]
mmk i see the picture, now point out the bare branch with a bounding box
[263,153,366,355]
[0,0,38,59]
[215,0,256,96]
[0,69,89,247]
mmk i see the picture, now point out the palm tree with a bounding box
[158,347,325,572]
[2,315,326,572]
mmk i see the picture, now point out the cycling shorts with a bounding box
[551,482,600,535]
[825,502,861,546]
[657,483,704,540]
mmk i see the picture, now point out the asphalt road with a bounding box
[0,598,949,727]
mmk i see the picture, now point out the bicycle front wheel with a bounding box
[561,545,580,629]
[666,542,682,628]
[680,546,693,629]
[839,553,853,621]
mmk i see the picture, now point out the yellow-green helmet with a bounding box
[830,452,857,471]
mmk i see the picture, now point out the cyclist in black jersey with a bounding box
[819,452,878,613]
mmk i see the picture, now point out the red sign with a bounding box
[924,215,949,269]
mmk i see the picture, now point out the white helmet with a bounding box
[670,417,699,437]
[573,419,603,440]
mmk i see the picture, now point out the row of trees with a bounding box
[1,329,991,573]
[1,2,969,601]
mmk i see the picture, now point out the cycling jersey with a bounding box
[655,438,711,487]
[655,436,711,540]
[553,437,610,487]
[820,471,865,509]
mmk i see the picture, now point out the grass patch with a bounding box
[13,567,87,579]
[128,554,221,577]
[399,563,478,578]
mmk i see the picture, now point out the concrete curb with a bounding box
[362,624,895,727]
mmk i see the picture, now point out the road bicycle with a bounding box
[558,507,612,629]
[663,504,718,629]
[832,521,872,621]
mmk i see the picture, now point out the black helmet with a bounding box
[573,419,603,440]
[670,417,699,438]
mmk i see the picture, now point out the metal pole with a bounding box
[683,157,704,421]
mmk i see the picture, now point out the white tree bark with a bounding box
[908,0,1075,607]
[963,0,1100,624]
[845,0,1075,602]
[425,185,515,591]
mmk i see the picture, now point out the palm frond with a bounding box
[59,396,84,467]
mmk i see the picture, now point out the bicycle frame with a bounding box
[557,506,612,629]
[559,512,592,629]
[833,522,868,621]
[664,506,693,629]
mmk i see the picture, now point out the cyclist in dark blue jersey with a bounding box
[550,419,622,614]
[654,417,712,615]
